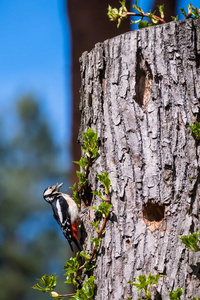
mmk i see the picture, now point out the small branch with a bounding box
[78,194,111,273]
[88,217,107,262]
[186,13,192,19]
[58,293,76,297]
[85,155,92,178]
[125,12,166,23]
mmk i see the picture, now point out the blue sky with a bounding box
[0,0,199,166]
[0,0,71,150]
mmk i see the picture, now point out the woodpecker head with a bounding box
[43,182,63,203]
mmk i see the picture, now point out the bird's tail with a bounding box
[72,221,82,252]
[73,237,83,252]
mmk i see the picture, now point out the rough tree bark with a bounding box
[79,19,200,299]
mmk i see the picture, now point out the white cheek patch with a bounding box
[46,197,54,201]
[44,189,53,197]
[56,201,63,224]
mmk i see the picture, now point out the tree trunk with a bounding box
[66,0,131,184]
[79,19,200,300]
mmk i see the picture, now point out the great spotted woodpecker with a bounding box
[43,182,82,252]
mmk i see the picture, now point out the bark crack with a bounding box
[135,49,153,108]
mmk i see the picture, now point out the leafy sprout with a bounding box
[64,252,81,287]
[108,0,200,28]
[179,232,200,252]
[93,202,112,218]
[128,273,162,299]
[107,0,127,28]
[188,120,200,140]
[32,274,62,299]
[96,172,111,195]
[169,288,182,300]
[82,127,98,158]
[70,276,95,300]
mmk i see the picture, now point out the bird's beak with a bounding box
[56,182,64,191]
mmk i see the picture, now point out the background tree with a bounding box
[67,0,132,183]
[0,96,70,300]
[152,0,176,21]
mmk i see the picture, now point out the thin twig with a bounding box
[88,217,107,262]
[125,12,166,23]
[58,293,76,297]
[78,194,111,272]
[185,13,192,19]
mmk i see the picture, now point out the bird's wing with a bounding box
[56,196,74,251]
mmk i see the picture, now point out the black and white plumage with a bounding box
[43,182,82,252]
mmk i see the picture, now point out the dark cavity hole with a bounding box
[135,49,153,107]
[143,202,165,222]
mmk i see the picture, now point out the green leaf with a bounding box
[169,288,182,300]
[128,275,148,292]
[80,250,91,261]
[32,283,47,293]
[138,20,149,28]
[78,253,95,273]
[32,274,58,294]
[70,276,95,300]
[72,190,80,206]
[119,0,127,11]
[191,7,200,19]
[158,4,164,19]
[132,0,144,14]
[117,18,122,28]
[188,120,200,140]
[148,12,159,24]
[131,18,143,25]
[90,220,100,232]
[84,262,96,271]
[179,232,200,252]
[107,0,127,28]
[63,253,81,287]
[93,202,112,217]
[180,7,187,17]
[128,272,162,296]
[76,171,88,185]
[188,3,195,14]
[38,274,57,289]
[91,237,103,247]
[73,156,88,171]
[82,127,98,158]
[92,190,106,201]
[70,183,76,191]
[107,6,119,21]
[65,274,74,285]
[69,184,80,206]
[92,190,103,197]
[171,15,178,21]
[96,172,111,195]
[64,253,80,272]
